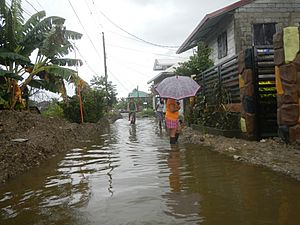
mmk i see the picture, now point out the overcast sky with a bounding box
[22,0,237,98]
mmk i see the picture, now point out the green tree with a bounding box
[90,75,117,108]
[42,99,64,118]
[175,42,213,76]
[115,97,127,111]
[62,76,118,123]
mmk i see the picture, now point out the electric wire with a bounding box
[108,69,131,93]
[90,0,180,49]
[34,0,44,10]
[107,42,186,59]
[73,43,99,76]
[83,0,104,32]
[68,0,104,62]
[74,42,132,93]
[24,0,39,13]
[106,55,151,79]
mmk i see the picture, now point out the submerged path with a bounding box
[0,116,300,225]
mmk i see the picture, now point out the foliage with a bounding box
[90,76,117,108]
[62,86,105,123]
[42,100,64,118]
[188,83,239,130]
[175,42,214,76]
[0,0,83,109]
[115,97,127,111]
[61,76,117,123]
[139,108,155,117]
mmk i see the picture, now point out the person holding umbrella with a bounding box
[155,75,201,144]
[165,98,181,144]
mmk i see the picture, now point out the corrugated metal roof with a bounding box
[147,63,179,84]
[128,90,149,98]
[176,0,254,54]
[152,58,185,71]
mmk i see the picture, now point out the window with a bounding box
[218,32,228,59]
[253,23,276,46]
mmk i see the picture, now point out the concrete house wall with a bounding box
[234,0,300,53]
[205,0,300,65]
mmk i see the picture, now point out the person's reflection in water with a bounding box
[168,146,182,192]
[164,146,202,222]
[128,124,137,142]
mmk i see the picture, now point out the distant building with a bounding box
[127,89,152,110]
[128,89,149,98]
[153,59,179,71]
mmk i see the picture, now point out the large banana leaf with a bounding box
[43,65,77,83]
[28,76,68,101]
[4,9,17,50]
[0,48,30,64]
[20,16,66,56]
[51,58,83,67]
[22,10,46,34]
[64,30,83,40]
[0,68,22,80]
[52,42,74,58]
[10,0,23,31]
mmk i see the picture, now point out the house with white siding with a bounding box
[176,0,300,65]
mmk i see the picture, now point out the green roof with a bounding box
[128,90,149,98]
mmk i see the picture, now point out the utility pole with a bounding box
[102,32,108,96]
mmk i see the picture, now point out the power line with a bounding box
[24,0,39,13]
[22,8,32,18]
[68,0,104,62]
[107,55,151,79]
[34,0,44,10]
[73,43,99,76]
[107,42,186,59]
[82,0,183,58]
[83,0,104,32]
[74,42,131,93]
[90,0,180,49]
[107,69,131,92]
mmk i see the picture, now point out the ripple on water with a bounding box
[0,117,300,225]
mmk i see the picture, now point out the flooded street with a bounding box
[0,116,300,225]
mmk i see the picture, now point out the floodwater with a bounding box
[0,117,300,225]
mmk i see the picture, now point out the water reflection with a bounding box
[163,145,203,224]
[128,124,137,142]
[0,117,299,225]
[168,146,182,192]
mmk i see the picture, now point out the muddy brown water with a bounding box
[0,117,300,225]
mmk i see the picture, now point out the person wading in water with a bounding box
[127,97,137,124]
[156,98,164,129]
[165,98,180,144]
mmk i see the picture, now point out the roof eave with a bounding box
[176,0,254,54]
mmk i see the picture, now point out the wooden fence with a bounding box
[195,46,277,139]
[195,55,240,107]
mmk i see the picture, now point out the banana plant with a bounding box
[0,0,84,107]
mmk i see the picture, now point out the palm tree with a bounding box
[0,0,83,108]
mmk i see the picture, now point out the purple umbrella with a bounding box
[155,75,201,99]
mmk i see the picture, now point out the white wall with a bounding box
[207,17,236,65]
